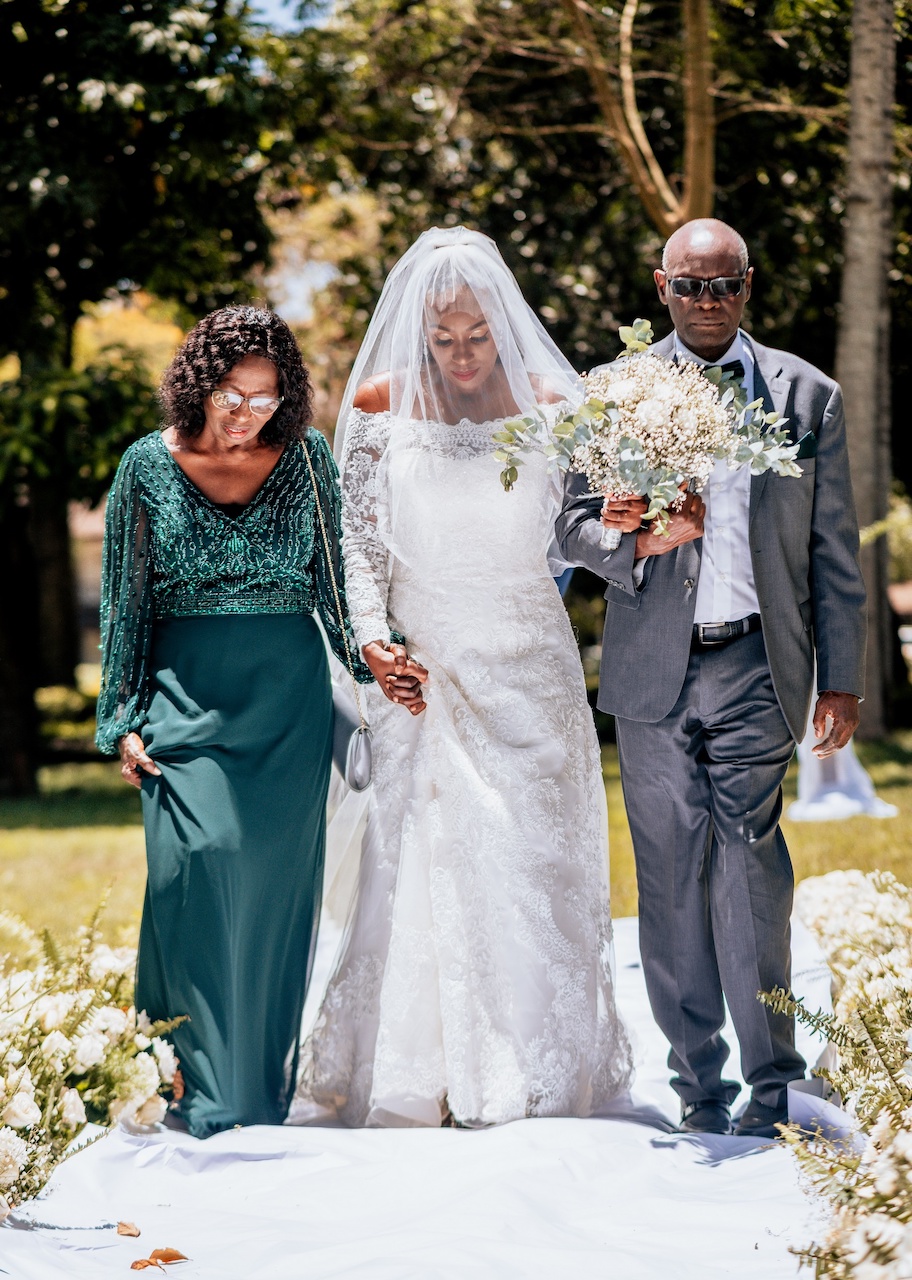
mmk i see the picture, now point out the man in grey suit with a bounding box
[556,218,866,1138]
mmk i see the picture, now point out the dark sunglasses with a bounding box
[665,275,748,299]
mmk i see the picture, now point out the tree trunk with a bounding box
[20,327,81,689]
[28,479,81,686]
[834,0,896,738]
[0,503,41,796]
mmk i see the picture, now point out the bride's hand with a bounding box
[362,641,429,716]
[601,495,648,533]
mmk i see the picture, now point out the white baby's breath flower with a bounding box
[71,1032,107,1073]
[87,945,135,983]
[0,1127,28,1187]
[134,1094,167,1127]
[110,1051,162,1129]
[865,1213,905,1253]
[88,1006,128,1043]
[3,1092,41,1129]
[59,1088,86,1129]
[152,1038,177,1085]
[33,992,74,1032]
[41,1030,71,1066]
[5,1067,34,1098]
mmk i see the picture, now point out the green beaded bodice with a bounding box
[96,429,372,755]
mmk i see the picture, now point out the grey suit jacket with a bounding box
[555,331,867,741]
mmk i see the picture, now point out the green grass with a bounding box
[0,763,146,947]
[2,738,911,946]
[607,730,912,918]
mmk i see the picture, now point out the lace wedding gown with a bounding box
[299,409,633,1127]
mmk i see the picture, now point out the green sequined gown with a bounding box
[96,429,372,1139]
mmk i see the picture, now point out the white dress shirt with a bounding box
[672,332,761,624]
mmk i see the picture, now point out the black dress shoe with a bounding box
[733,1098,788,1139]
[679,1102,732,1134]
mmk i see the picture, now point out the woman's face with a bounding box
[203,355,281,447]
[427,308,499,396]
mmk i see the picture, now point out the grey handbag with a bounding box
[303,441,373,792]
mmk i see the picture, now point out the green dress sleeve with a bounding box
[305,431,374,685]
[95,447,155,754]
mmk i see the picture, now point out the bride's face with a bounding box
[427,308,499,395]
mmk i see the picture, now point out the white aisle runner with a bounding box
[1,917,829,1280]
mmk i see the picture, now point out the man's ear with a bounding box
[743,266,754,302]
[654,268,669,304]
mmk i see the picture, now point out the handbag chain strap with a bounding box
[303,438,367,731]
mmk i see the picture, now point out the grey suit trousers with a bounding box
[615,629,806,1111]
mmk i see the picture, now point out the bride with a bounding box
[300,227,636,1128]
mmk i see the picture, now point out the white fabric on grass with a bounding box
[2,914,830,1279]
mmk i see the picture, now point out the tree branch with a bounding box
[556,0,681,234]
[619,0,681,215]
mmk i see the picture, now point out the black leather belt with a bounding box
[692,612,762,650]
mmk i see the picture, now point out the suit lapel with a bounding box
[748,340,790,524]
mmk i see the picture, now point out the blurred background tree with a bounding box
[0,0,276,792]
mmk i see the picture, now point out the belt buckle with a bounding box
[695,622,729,647]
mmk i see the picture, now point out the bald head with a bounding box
[662,220,749,274]
[654,219,753,361]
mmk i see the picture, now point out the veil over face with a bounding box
[333,226,581,459]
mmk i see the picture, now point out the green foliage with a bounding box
[0,349,159,512]
[0,0,276,363]
[268,0,912,482]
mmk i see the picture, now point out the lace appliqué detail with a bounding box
[295,408,633,1128]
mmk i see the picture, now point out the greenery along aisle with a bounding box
[0,909,180,1221]
[769,871,912,1278]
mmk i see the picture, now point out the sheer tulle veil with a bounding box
[331,225,581,461]
[318,228,584,934]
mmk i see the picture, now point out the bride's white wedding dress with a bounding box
[298,408,633,1128]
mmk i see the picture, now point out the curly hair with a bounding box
[159,306,314,446]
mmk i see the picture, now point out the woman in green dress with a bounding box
[96,306,424,1138]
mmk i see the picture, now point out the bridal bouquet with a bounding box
[0,909,182,1221]
[494,319,801,538]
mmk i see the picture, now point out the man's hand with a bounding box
[812,690,860,758]
[363,641,429,716]
[118,732,161,789]
[634,491,705,558]
[602,495,648,534]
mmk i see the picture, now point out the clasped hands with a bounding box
[362,641,428,715]
[601,492,706,556]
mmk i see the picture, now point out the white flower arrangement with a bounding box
[494,319,801,531]
[760,871,912,1278]
[0,908,182,1222]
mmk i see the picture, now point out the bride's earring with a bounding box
[422,336,430,365]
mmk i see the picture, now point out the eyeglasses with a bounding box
[211,389,284,415]
[665,275,748,299]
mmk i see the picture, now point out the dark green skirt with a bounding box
[138,613,331,1139]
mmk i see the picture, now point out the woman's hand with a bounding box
[362,641,429,716]
[601,495,648,534]
[118,733,162,789]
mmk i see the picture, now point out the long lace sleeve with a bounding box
[337,410,395,652]
[305,430,374,684]
[95,446,155,755]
